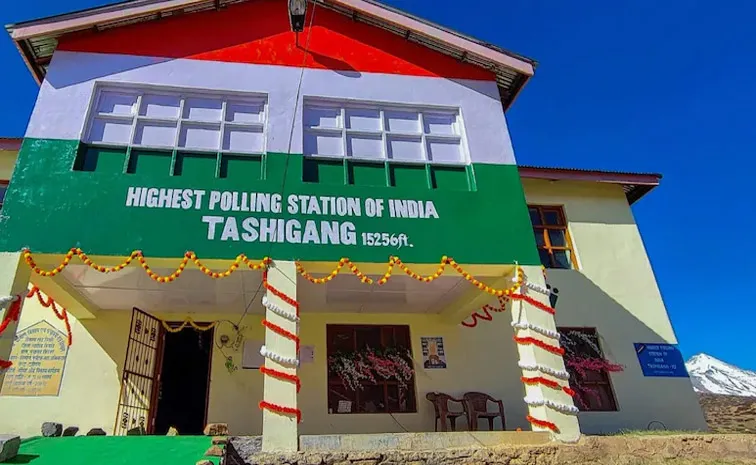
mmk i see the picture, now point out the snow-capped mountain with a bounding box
[685,354,756,397]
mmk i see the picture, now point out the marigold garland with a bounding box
[460,296,510,328]
[521,376,576,397]
[526,415,559,433]
[161,318,217,333]
[261,320,301,354]
[0,298,22,369]
[260,366,301,392]
[22,248,270,282]
[27,286,72,346]
[259,400,302,423]
[513,336,565,356]
[510,293,556,315]
[263,270,300,315]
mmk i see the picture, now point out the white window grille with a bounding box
[303,101,467,164]
[85,86,267,154]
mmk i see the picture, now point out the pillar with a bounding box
[261,260,299,451]
[511,264,580,442]
[0,252,31,388]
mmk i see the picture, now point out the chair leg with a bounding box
[469,415,477,431]
[440,414,448,432]
[434,417,438,432]
[450,416,457,432]
[488,417,494,431]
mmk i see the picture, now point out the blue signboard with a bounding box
[634,343,689,377]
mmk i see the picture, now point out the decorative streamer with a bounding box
[514,336,565,356]
[518,362,570,380]
[160,318,217,333]
[27,286,72,346]
[260,345,299,367]
[526,415,559,433]
[262,296,299,322]
[521,376,576,397]
[260,366,301,392]
[510,293,556,315]
[523,396,579,415]
[511,321,560,340]
[460,296,509,328]
[524,281,552,295]
[0,297,22,369]
[258,401,302,423]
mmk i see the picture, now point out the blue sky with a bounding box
[1,1,753,370]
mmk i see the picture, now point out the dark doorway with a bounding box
[153,326,213,435]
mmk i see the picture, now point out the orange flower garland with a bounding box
[27,286,72,346]
[526,415,559,433]
[259,401,302,423]
[521,376,576,397]
[460,296,510,327]
[0,298,22,369]
[513,336,565,356]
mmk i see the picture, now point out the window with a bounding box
[0,181,7,209]
[326,325,417,414]
[85,87,266,154]
[303,101,467,164]
[557,327,619,412]
[528,205,577,269]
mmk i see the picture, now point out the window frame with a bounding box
[303,98,470,166]
[528,204,579,270]
[557,326,619,412]
[326,324,418,415]
[83,84,268,155]
[0,180,8,210]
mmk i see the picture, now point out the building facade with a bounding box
[0,0,706,446]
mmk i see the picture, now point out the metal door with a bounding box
[113,307,164,435]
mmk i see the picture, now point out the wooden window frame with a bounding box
[557,326,619,412]
[326,324,417,414]
[528,204,579,270]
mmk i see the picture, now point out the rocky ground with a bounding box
[698,393,756,434]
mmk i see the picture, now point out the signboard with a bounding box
[0,321,69,396]
[421,336,447,369]
[634,343,689,377]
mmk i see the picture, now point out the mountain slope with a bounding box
[685,353,756,397]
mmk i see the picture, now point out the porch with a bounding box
[0,251,579,447]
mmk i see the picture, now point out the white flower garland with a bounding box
[518,361,570,380]
[260,345,299,367]
[0,295,19,309]
[524,396,579,415]
[262,296,299,322]
[511,321,560,340]
[524,281,552,295]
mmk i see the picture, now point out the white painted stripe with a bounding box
[30,51,517,165]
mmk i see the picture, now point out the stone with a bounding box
[167,427,179,436]
[41,422,63,437]
[204,423,229,436]
[197,461,214,465]
[62,426,79,437]
[212,436,228,445]
[347,452,382,461]
[205,445,225,457]
[0,435,20,463]
[302,453,324,465]
[126,426,146,436]
[86,428,107,436]
[228,436,262,459]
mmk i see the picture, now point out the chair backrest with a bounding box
[463,391,493,412]
[425,392,455,415]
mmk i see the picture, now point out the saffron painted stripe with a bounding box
[57,0,494,82]
[32,51,516,165]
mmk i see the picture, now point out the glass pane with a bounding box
[347,134,383,159]
[97,91,137,116]
[0,187,7,204]
[139,94,180,119]
[304,131,343,157]
[543,209,563,225]
[552,249,573,269]
[359,385,386,413]
[304,106,341,129]
[538,249,551,268]
[89,118,132,144]
[548,229,567,247]
[345,108,380,131]
[183,97,223,121]
[134,121,177,147]
[533,229,546,247]
[356,327,381,350]
[223,126,264,153]
[328,384,356,413]
[387,135,423,161]
[529,207,542,225]
[226,101,263,124]
[328,327,354,353]
[179,122,221,150]
[385,110,420,133]
[423,112,457,135]
[426,138,462,163]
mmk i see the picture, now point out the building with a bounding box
[0,0,706,447]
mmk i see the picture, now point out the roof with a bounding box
[518,165,662,205]
[5,0,537,111]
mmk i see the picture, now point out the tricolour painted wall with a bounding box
[521,178,708,433]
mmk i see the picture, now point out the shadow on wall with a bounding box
[546,269,707,434]
[46,0,495,99]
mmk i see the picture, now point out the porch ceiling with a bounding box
[59,265,469,314]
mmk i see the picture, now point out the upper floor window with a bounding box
[85,86,267,154]
[303,100,467,164]
[0,181,7,209]
[528,205,577,269]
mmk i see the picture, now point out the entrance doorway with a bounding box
[153,324,214,435]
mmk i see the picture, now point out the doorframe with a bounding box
[154,321,215,432]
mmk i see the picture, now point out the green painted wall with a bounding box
[0,138,540,265]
